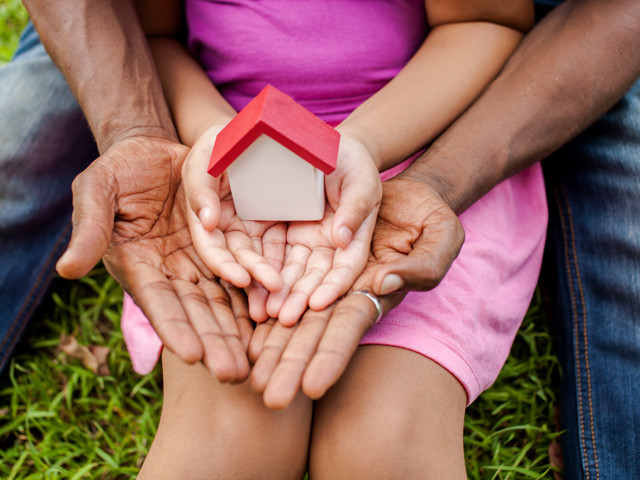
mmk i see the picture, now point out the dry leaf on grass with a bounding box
[59,333,111,376]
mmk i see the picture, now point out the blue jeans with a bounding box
[0,23,97,371]
[543,57,640,480]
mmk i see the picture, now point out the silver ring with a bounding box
[351,290,383,324]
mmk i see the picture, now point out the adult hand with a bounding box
[263,208,377,327]
[363,174,465,298]
[248,293,385,410]
[249,174,464,408]
[56,135,253,381]
[262,133,381,326]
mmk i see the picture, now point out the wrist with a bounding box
[95,125,180,154]
[398,140,504,214]
[192,120,234,146]
[335,123,384,171]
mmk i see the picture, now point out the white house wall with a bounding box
[227,134,326,221]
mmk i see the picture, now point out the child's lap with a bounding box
[362,164,547,404]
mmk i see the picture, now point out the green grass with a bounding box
[0,6,561,478]
[464,289,561,479]
[0,270,162,479]
[0,0,28,64]
[0,272,560,479]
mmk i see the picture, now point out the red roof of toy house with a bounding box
[208,85,340,177]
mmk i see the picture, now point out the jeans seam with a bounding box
[554,184,600,479]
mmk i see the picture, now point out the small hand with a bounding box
[181,125,285,309]
[261,133,381,326]
[56,135,253,381]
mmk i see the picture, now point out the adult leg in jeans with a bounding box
[0,23,97,372]
[543,77,640,479]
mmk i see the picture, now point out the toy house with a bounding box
[208,85,340,221]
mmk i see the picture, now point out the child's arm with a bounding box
[135,0,289,294]
[338,0,534,172]
[136,0,236,144]
[135,1,381,325]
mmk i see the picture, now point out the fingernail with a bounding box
[380,274,404,295]
[58,250,70,264]
[199,207,212,225]
[57,250,73,270]
[338,226,353,245]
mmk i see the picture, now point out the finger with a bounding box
[188,212,252,288]
[56,165,117,279]
[248,318,276,364]
[225,229,284,292]
[247,280,270,322]
[301,293,378,400]
[277,246,333,326]
[201,280,252,382]
[182,134,221,231]
[221,279,254,352]
[309,211,376,310]
[262,308,331,410]
[249,224,287,321]
[266,244,311,319]
[170,278,240,383]
[250,321,296,393]
[114,260,204,364]
[329,170,381,249]
[261,223,287,273]
[351,265,409,316]
[372,217,465,295]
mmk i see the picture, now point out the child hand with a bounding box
[261,133,381,326]
[182,124,285,295]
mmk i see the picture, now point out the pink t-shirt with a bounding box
[122,0,547,405]
[186,0,426,123]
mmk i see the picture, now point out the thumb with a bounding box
[349,262,407,316]
[371,223,464,296]
[182,137,221,231]
[56,166,116,279]
[330,172,381,249]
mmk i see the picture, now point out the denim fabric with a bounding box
[534,0,640,477]
[0,23,97,372]
[543,75,640,479]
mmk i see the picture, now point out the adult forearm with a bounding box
[404,0,640,213]
[24,0,177,153]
